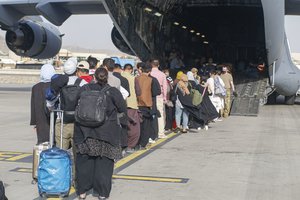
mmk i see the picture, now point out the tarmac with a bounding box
[1,86,300,200]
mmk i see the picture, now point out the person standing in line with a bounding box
[113,64,129,90]
[150,59,168,139]
[101,58,121,90]
[214,69,226,119]
[112,63,130,151]
[149,74,161,143]
[173,71,184,87]
[54,58,87,150]
[30,64,56,144]
[220,65,235,118]
[77,61,93,83]
[163,68,174,131]
[174,74,190,133]
[205,70,223,120]
[87,55,99,76]
[122,64,142,153]
[136,63,159,148]
[137,62,161,143]
[113,63,130,98]
[74,68,126,200]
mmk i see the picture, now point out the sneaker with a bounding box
[212,118,218,123]
[158,135,167,139]
[126,148,135,154]
[98,197,107,200]
[121,149,126,157]
[204,125,209,131]
[148,138,156,144]
[197,127,202,131]
[216,118,223,122]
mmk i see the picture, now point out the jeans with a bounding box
[175,104,189,129]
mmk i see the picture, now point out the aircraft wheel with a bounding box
[267,91,278,105]
[285,95,295,105]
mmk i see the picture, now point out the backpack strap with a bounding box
[74,78,82,86]
[101,85,111,93]
[174,84,178,93]
[202,87,207,97]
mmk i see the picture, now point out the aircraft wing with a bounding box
[285,0,300,15]
[0,0,106,28]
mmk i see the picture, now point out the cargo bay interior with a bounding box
[163,1,267,69]
[157,0,269,116]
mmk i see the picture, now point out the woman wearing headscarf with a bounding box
[187,71,196,83]
[174,74,191,133]
[177,72,219,131]
[30,64,56,144]
[173,71,184,87]
[74,68,126,200]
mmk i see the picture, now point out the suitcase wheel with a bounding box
[31,179,37,185]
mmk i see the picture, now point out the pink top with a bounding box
[151,68,168,101]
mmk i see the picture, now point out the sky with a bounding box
[1,14,300,53]
[58,15,118,51]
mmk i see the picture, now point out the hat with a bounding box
[191,68,198,73]
[77,61,90,70]
[64,58,77,75]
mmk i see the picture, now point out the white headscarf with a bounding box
[40,64,55,83]
[63,57,78,75]
[187,71,195,81]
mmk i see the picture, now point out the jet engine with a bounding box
[111,27,134,56]
[5,20,62,59]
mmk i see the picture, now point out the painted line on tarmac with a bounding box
[0,151,32,163]
[11,132,180,199]
[11,169,188,184]
[114,132,179,173]
[113,174,189,183]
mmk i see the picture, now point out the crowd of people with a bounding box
[30,56,236,199]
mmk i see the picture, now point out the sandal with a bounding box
[181,129,188,134]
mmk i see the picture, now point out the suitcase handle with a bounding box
[50,110,64,148]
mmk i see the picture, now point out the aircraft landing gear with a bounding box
[285,95,295,105]
[267,91,278,105]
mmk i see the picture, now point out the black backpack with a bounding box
[60,78,82,123]
[75,85,111,127]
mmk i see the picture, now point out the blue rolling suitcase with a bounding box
[38,110,72,198]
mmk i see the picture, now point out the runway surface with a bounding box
[1,89,300,200]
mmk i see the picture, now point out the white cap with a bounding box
[64,58,77,75]
[77,61,90,70]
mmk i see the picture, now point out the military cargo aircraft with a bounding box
[0,0,300,104]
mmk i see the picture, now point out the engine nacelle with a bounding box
[5,20,62,59]
[111,27,134,56]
